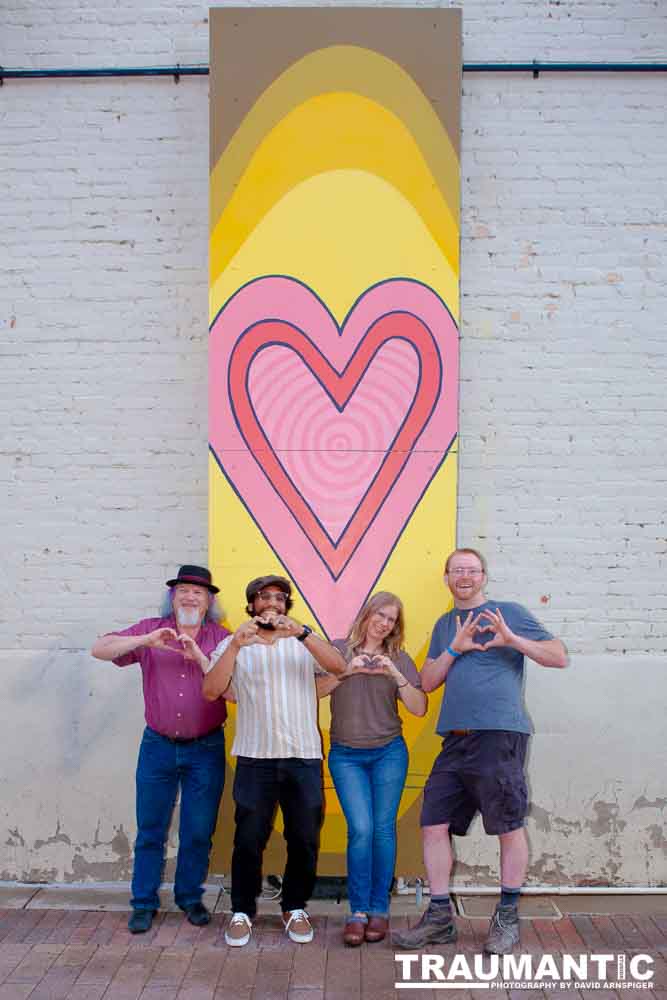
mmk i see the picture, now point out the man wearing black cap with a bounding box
[203,574,346,947]
[92,565,230,933]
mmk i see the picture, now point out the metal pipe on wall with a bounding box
[395,879,667,896]
[2,61,667,83]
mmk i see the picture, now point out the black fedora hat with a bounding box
[166,565,219,594]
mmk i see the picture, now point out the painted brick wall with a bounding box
[1,1,665,884]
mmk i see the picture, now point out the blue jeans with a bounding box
[131,726,226,911]
[328,735,408,916]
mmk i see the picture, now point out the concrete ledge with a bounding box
[17,882,222,913]
[2,881,665,918]
[0,884,41,909]
[556,894,667,915]
[457,895,562,918]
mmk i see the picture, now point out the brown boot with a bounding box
[365,916,388,943]
[343,919,366,947]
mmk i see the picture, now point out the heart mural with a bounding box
[209,275,458,638]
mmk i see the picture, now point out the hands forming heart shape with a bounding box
[143,626,178,648]
[345,653,396,677]
[175,633,200,659]
[234,614,303,647]
[452,608,517,655]
[145,627,202,659]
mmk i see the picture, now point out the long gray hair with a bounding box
[160,587,225,624]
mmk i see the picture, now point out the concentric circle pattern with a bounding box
[248,339,419,541]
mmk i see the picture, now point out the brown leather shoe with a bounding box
[365,916,389,942]
[343,920,366,947]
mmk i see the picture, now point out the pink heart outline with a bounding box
[210,275,459,638]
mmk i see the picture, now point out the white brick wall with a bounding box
[459,69,667,654]
[1,0,665,882]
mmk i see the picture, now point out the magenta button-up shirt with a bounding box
[111,616,230,739]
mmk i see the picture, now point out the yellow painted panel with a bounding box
[210,91,459,298]
[210,168,457,327]
[210,44,459,234]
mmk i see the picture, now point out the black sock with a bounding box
[500,887,521,908]
[430,893,452,909]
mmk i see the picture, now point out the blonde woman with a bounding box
[318,592,427,946]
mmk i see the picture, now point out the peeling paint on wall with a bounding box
[647,824,667,855]
[529,804,583,838]
[633,796,667,812]
[451,860,496,882]
[33,820,71,851]
[531,853,569,883]
[586,800,627,839]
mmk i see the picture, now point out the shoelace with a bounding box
[285,908,309,929]
[230,913,251,926]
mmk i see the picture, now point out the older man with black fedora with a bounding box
[92,564,230,933]
[203,573,346,948]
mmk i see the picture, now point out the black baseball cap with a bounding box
[245,575,292,603]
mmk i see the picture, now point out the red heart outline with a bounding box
[228,312,441,577]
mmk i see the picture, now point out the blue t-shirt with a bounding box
[428,600,554,735]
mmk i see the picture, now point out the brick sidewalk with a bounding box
[0,906,666,999]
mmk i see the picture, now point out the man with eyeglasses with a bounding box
[203,574,346,947]
[394,547,568,955]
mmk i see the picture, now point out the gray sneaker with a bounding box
[393,903,457,949]
[484,903,520,954]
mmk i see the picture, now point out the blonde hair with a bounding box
[346,591,405,659]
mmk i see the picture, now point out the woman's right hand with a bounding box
[366,654,404,683]
[346,654,371,674]
[344,653,390,676]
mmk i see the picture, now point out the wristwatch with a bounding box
[297,624,313,642]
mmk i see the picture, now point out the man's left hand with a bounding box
[272,615,305,639]
[177,633,198,659]
[477,608,517,650]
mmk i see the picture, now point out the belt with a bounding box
[449,729,474,736]
[150,727,222,744]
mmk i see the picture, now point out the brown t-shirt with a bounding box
[328,640,422,749]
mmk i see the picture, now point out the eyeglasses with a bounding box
[447,568,484,577]
[255,589,288,603]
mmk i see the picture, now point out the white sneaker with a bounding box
[282,908,314,943]
[225,912,252,947]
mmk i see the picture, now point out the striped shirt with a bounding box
[211,635,325,759]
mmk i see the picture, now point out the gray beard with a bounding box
[176,608,200,627]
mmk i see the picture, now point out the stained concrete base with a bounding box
[0,884,41,908]
[1,881,665,918]
[457,895,562,918]
[554,894,667,915]
[3,883,223,913]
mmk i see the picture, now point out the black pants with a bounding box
[231,757,323,918]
